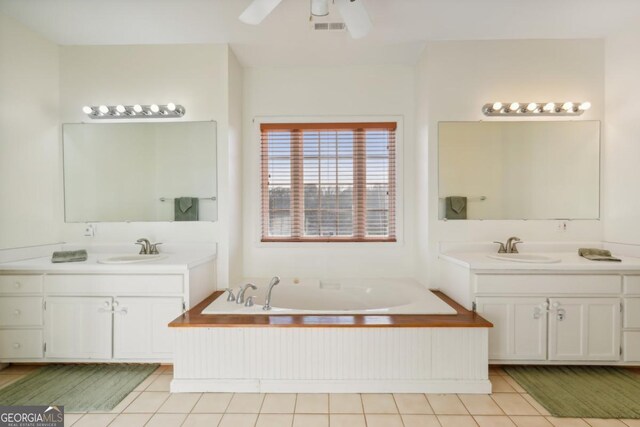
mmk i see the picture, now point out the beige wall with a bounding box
[0,14,62,249]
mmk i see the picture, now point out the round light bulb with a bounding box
[167,103,176,112]
[133,104,143,113]
[579,101,591,111]
[492,102,503,111]
[509,102,520,111]
[543,102,555,112]
[150,104,160,113]
[98,105,109,114]
[116,105,126,113]
[562,102,574,111]
[82,106,93,114]
[526,102,538,112]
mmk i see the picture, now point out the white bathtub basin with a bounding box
[202,278,457,315]
[98,254,167,264]
[487,253,561,264]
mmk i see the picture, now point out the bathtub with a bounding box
[201,278,457,315]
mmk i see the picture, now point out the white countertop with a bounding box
[439,251,640,272]
[0,250,216,274]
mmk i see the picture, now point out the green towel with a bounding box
[174,197,199,221]
[578,248,621,262]
[51,250,88,263]
[445,196,467,220]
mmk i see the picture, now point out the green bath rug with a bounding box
[504,365,640,419]
[0,363,158,412]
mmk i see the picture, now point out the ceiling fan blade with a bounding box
[239,0,283,25]
[335,0,373,39]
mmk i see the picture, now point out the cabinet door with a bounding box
[44,297,113,359]
[113,297,183,360]
[548,298,621,361]
[475,297,548,360]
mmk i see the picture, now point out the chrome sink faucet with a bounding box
[237,283,257,305]
[493,236,523,254]
[135,238,162,255]
[263,276,281,311]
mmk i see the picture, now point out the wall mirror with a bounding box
[438,121,600,220]
[63,121,217,222]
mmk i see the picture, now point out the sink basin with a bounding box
[98,254,167,264]
[487,253,561,264]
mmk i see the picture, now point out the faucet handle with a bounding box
[149,243,163,255]
[135,242,146,255]
[493,241,507,254]
[511,240,523,253]
[244,296,255,307]
[224,288,236,302]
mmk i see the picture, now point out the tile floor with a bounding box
[1,365,639,427]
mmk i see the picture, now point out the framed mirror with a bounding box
[438,121,600,220]
[63,121,217,222]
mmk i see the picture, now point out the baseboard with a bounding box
[171,378,492,394]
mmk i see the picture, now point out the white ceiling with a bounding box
[1,0,639,66]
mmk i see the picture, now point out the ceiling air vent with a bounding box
[313,22,346,31]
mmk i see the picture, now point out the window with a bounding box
[261,122,396,242]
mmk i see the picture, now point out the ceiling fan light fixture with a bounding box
[311,0,329,17]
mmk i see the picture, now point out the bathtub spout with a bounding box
[237,283,257,305]
[263,276,281,311]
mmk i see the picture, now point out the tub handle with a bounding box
[224,288,236,302]
[245,296,255,307]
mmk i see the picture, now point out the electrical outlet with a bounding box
[84,223,96,237]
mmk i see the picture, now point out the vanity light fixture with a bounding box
[82,103,185,119]
[483,101,591,116]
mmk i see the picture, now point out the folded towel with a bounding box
[175,197,199,221]
[445,196,467,220]
[51,250,88,263]
[578,248,621,262]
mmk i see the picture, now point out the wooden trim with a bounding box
[169,290,493,328]
[261,122,397,131]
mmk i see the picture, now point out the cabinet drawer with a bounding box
[0,297,43,326]
[624,331,640,362]
[0,329,43,359]
[475,274,621,295]
[0,275,43,294]
[624,298,640,328]
[624,276,640,295]
[44,274,183,295]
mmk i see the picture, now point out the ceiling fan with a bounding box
[239,0,373,39]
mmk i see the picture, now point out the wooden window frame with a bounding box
[261,122,397,243]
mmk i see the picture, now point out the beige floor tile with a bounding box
[293,414,328,427]
[153,366,165,375]
[0,364,39,375]
[474,416,517,427]
[503,376,527,393]
[71,413,116,427]
[489,366,507,376]
[491,376,518,393]
[330,414,366,427]
[181,413,224,427]
[134,374,158,391]
[157,392,201,413]
[329,393,363,413]
[491,394,539,416]
[0,374,24,389]
[145,413,187,427]
[261,393,296,413]
[394,393,433,414]
[437,415,479,427]
[161,365,174,375]
[145,375,172,392]
[63,413,84,427]
[365,414,404,427]
[510,416,554,427]
[107,413,152,427]
[256,413,294,427]
[219,413,259,427]
[361,393,398,414]
[521,395,551,416]
[545,417,590,427]
[106,391,140,413]
[296,393,329,414]
[459,394,504,415]
[123,391,170,413]
[427,394,469,415]
[584,420,628,427]
[623,421,640,427]
[402,414,442,427]
[227,393,265,413]
[192,393,233,413]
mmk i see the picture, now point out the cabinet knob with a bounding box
[13,309,21,316]
[13,343,21,349]
[113,301,119,307]
[104,301,110,308]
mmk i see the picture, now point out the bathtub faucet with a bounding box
[262,276,281,311]
[237,283,257,305]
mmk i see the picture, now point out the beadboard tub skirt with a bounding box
[170,327,490,394]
